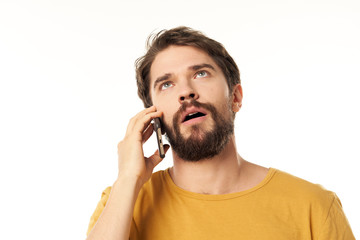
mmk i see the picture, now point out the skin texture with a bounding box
[149,45,268,195]
[150,46,232,138]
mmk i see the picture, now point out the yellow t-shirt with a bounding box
[87,168,355,239]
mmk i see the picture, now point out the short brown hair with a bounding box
[135,26,241,108]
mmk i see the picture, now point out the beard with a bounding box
[161,99,234,162]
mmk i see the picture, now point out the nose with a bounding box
[178,84,199,104]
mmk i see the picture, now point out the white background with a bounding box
[0,0,359,239]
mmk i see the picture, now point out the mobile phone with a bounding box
[153,118,165,158]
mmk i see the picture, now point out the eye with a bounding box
[160,81,173,90]
[195,70,208,79]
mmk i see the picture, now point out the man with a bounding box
[86,27,354,239]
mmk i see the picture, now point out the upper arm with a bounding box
[318,194,355,240]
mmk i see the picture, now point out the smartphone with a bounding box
[153,118,165,158]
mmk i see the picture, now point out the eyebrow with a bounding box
[153,63,216,90]
[189,63,216,72]
[153,73,172,90]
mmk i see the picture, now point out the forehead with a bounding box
[149,45,219,84]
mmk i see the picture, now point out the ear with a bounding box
[231,84,243,112]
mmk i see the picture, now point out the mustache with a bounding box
[161,99,220,137]
[173,100,217,123]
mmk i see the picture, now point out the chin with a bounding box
[182,125,209,139]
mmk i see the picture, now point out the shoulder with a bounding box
[101,186,112,198]
[272,169,333,195]
[268,169,336,226]
[86,186,112,236]
[269,169,355,238]
[269,169,336,206]
[93,186,112,207]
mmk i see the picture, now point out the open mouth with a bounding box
[182,112,207,123]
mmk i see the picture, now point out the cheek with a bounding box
[153,92,179,121]
[204,84,229,103]
[154,104,176,126]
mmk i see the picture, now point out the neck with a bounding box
[170,135,247,195]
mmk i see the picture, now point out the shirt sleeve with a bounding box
[318,194,355,240]
[86,186,112,236]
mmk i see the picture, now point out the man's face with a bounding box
[149,45,241,161]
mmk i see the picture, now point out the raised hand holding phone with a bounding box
[87,106,170,239]
[117,106,169,187]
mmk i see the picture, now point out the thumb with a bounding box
[148,144,170,168]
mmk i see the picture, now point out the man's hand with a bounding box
[117,106,170,188]
[87,106,169,239]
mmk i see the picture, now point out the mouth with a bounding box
[181,108,208,124]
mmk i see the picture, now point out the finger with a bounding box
[147,144,170,168]
[133,111,163,135]
[135,105,157,119]
[126,111,163,142]
[126,106,157,134]
[142,122,154,144]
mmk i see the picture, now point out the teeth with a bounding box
[187,112,198,117]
